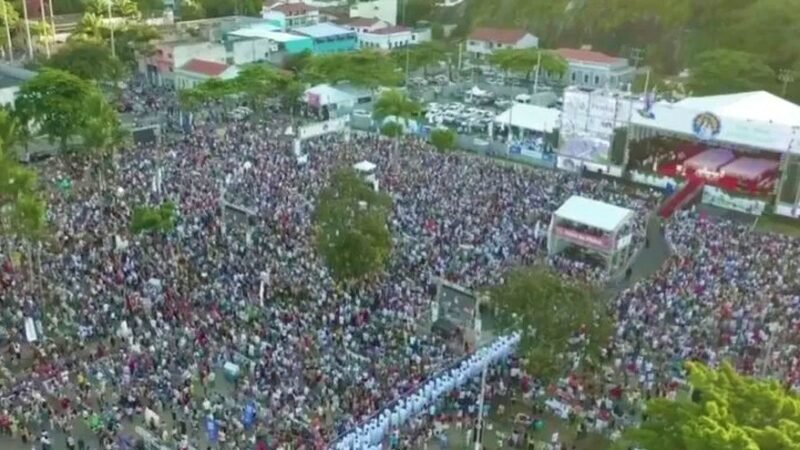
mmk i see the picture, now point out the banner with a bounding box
[24,316,37,342]
[554,226,613,251]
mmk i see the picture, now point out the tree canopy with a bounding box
[687,49,777,97]
[489,266,612,381]
[489,48,568,81]
[14,69,98,151]
[303,50,402,88]
[46,40,127,83]
[619,362,800,450]
[314,168,393,281]
[430,128,457,152]
[465,0,800,100]
[130,201,178,234]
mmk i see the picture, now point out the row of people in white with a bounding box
[331,333,521,450]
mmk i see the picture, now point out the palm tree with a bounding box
[0,1,19,61]
[73,12,105,41]
[20,0,32,58]
[373,89,421,152]
[80,92,127,188]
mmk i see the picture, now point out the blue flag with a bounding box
[243,402,257,430]
[206,416,219,443]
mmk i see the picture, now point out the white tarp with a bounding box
[675,91,800,127]
[554,196,633,232]
[494,104,560,133]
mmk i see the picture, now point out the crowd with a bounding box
[0,98,657,450]
[4,80,798,450]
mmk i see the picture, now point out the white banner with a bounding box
[24,316,37,342]
[298,117,350,140]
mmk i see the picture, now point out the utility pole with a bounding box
[402,0,410,86]
[107,0,116,58]
[38,0,49,57]
[779,69,795,97]
[629,47,644,68]
[471,300,485,450]
[21,0,33,59]
[1,0,12,61]
[532,50,542,94]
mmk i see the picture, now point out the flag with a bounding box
[242,402,257,430]
[206,416,219,443]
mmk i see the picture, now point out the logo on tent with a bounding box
[692,112,721,140]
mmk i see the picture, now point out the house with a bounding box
[343,17,389,33]
[466,27,538,59]
[174,59,240,90]
[263,2,321,29]
[555,47,635,89]
[349,0,398,26]
[356,25,431,50]
[292,22,357,54]
[226,26,314,65]
[140,40,228,87]
[358,25,411,50]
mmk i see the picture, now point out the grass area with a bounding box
[755,213,800,237]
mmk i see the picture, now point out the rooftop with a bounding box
[469,27,530,44]
[555,196,634,232]
[675,91,800,127]
[292,22,354,39]
[369,25,410,35]
[179,59,230,76]
[229,26,310,42]
[555,48,625,65]
[344,17,383,27]
[268,2,318,15]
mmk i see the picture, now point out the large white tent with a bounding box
[494,104,560,133]
[674,91,800,127]
[553,196,633,232]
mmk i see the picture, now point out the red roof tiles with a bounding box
[269,2,317,15]
[370,25,410,35]
[469,27,530,45]
[556,48,624,65]
[180,59,230,76]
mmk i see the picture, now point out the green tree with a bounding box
[381,122,403,138]
[490,266,612,381]
[85,0,139,18]
[232,64,285,115]
[46,40,126,82]
[303,49,402,88]
[619,362,800,450]
[373,89,421,149]
[178,0,206,20]
[720,0,800,71]
[429,128,457,152]
[130,201,177,234]
[136,0,164,17]
[80,92,126,161]
[400,41,447,76]
[315,168,392,281]
[73,12,105,40]
[489,48,568,82]
[0,129,46,242]
[283,49,312,74]
[14,69,96,152]
[113,24,160,68]
[687,49,777,96]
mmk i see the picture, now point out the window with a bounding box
[411,35,416,41]
[571,72,576,82]
[583,74,589,84]
[594,75,600,85]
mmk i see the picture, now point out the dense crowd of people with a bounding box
[1,82,798,450]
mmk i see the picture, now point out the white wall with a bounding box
[359,30,412,49]
[0,86,18,106]
[231,39,277,65]
[350,0,398,26]
[173,42,227,68]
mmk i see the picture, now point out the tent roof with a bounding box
[304,84,355,105]
[494,104,560,133]
[353,160,376,172]
[554,196,633,232]
[675,91,800,127]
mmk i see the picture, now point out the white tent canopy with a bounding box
[494,104,560,133]
[353,160,376,172]
[675,91,800,127]
[304,84,356,107]
[554,196,633,232]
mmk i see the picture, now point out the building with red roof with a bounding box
[554,47,634,90]
[467,27,539,60]
[175,59,240,89]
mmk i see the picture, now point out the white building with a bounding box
[229,38,279,65]
[0,64,35,106]
[262,2,321,29]
[555,47,635,90]
[358,25,412,49]
[466,27,538,60]
[342,17,390,33]
[349,0,398,26]
[175,59,240,90]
